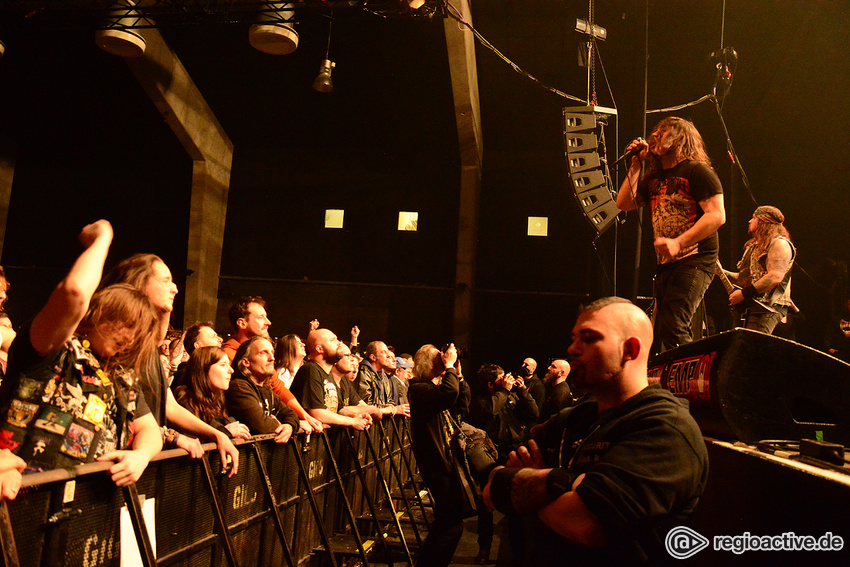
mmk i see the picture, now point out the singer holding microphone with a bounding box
[616,117,726,354]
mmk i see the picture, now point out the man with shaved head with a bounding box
[519,357,545,412]
[484,297,708,566]
[290,329,379,429]
[538,359,573,422]
[289,328,342,405]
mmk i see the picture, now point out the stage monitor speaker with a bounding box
[649,329,850,446]
[563,106,619,236]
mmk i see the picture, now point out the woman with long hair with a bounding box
[175,347,250,440]
[0,221,162,488]
[273,334,306,391]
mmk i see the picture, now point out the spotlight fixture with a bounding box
[313,18,334,93]
[249,2,299,55]
[575,18,606,41]
[313,59,335,93]
[95,0,148,58]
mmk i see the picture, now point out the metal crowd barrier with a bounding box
[0,416,431,567]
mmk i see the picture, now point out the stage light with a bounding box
[313,59,335,93]
[95,0,148,58]
[313,17,334,93]
[575,18,606,41]
[249,2,299,55]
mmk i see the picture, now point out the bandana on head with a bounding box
[753,205,784,225]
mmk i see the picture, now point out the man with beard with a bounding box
[617,117,726,353]
[222,296,272,362]
[538,359,573,422]
[720,205,796,334]
[226,336,300,442]
[290,329,375,429]
[484,297,708,567]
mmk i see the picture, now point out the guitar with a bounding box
[714,260,776,326]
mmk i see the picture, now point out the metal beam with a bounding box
[125,27,233,326]
[443,0,482,349]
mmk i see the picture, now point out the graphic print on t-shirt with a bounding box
[648,176,699,263]
[323,379,340,413]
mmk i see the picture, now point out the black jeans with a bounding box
[653,264,713,353]
[417,472,464,567]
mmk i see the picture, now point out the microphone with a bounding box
[612,147,643,166]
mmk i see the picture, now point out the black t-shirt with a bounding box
[295,360,361,412]
[224,374,299,435]
[539,381,573,423]
[637,160,723,273]
[139,356,167,427]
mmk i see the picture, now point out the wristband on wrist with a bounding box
[546,468,577,499]
[489,468,519,515]
[162,427,180,446]
[741,284,758,300]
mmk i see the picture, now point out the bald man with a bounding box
[484,297,708,566]
[538,359,573,422]
[290,329,378,429]
[289,328,342,406]
[519,357,545,412]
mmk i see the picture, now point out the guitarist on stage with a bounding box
[721,205,796,334]
[617,117,726,354]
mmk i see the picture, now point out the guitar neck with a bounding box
[714,260,736,295]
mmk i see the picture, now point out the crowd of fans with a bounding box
[0,223,579,509]
[0,222,714,567]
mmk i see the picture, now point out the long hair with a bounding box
[232,336,267,379]
[100,253,174,387]
[747,217,791,254]
[274,334,302,374]
[412,344,440,382]
[101,253,164,297]
[75,284,160,378]
[174,346,230,423]
[644,117,712,176]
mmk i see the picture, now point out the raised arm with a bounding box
[616,138,649,212]
[30,220,113,356]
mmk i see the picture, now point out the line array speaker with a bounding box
[563,106,620,236]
